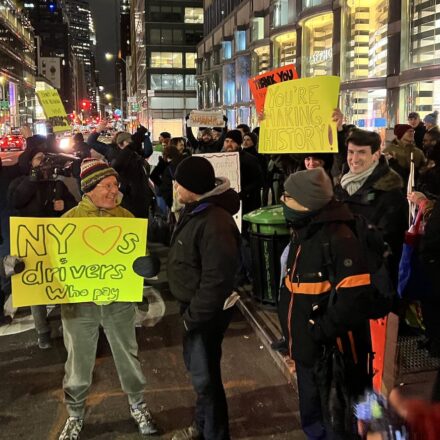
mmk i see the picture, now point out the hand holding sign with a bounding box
[259,76,341,154]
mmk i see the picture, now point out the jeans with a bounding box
[61,302,146,418]
[31,305,50,335]
[183,308,233,440]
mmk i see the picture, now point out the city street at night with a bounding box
[1,0,440,439]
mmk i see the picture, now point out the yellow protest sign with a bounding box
[259,76,341,154]
[10,217,147,307]
[36,89,71,133]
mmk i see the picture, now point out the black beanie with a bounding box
[175,156,216,195]
[225,129,243,145]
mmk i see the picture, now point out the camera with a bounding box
[30,153,77,181]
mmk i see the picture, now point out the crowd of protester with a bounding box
[0,108,439,440]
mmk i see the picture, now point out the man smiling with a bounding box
[58,159,158,440]
[335,129,407,281]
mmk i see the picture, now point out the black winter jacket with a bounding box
[7,176,76,217]
[167,179,240,331]
[186,125,227,154]
[239,149,264,215]
[279,201,378,373]
[110,147,153,218]
[421,201,440,293]
[334,157,408,279]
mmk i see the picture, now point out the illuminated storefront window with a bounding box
[222,41,232,60]
[341,89,388,137]
[399,80,440,122]
[211,71,221,107]
[150,52,183,68]
[302,14,333,77]
[304,0,326,7]
[402,0,440,69]
[252,46,270,75]
[341,0,389,80]
[273,32,296,68]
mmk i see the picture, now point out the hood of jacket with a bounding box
[190,177,240,216]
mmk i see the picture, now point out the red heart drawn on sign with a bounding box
[82,225,122,255]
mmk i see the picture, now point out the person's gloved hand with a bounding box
[0,255,25,278]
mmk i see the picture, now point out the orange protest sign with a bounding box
[248,65,298,115]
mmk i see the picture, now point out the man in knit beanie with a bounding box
[168,156,240,440]
[278,167,385,439]
[57,158,159,439]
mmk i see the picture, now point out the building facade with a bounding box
[0,0,36,133]
[129,0,203,137]
[197,0,440,130]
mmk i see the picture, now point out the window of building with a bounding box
[402,0,440,69]
[223,63,236,106]
[273,32,296,67]
[271,0,289,29]
[185,53,196,68]
[149,5,183,22]
[212,71,221,107]
[151,74,184,90]
[235,30,247,52]
[399,80,440,122]
[184,28,204,44]
[251,17,264,42]
[341,0,389,81]
[150,52,183,68]
[341,89,388,137]
[222,41,232,60]
[236,55,251,102]
[149,28,183,44]
[184,7,203,24]
[197,79,204,108]
[185,75,196,90]
[252,46,270,75]
[302,13,333,77]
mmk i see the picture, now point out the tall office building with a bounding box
[0,0,36,132]
[129,0,204,136]
[62,0,94,98]
[22,0,76,113]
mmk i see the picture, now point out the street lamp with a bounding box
[104,53,127,120]
[105,93,113,102]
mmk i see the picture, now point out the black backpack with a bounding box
[322,215,395,319]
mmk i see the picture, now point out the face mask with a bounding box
[282,204,316,228]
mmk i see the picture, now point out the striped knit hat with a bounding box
[80,158,118,193]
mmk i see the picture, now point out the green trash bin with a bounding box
[243,205,290,307]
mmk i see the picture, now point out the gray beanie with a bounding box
[284,168,333,210]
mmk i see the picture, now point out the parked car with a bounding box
[0,134,26,151]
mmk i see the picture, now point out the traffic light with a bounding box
[80,99,91,111]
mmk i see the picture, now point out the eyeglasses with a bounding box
[96,182,120,191]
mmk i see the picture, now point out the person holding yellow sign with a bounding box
[57,159,158,440]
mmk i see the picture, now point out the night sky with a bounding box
[90,0,120,97]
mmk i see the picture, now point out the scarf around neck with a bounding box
[340,160,379,196]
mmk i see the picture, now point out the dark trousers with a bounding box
[296,361,359,440]
[183,309,233,440]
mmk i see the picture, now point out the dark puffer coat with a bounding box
[167,179,240,331]
[279,201,380,378]
[334,157,408,280]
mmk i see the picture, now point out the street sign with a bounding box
[0,100,9,110]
